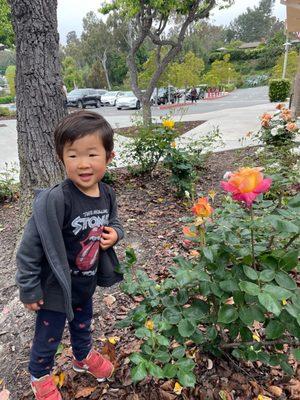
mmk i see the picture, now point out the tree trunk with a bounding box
[292,70,300,119]
[9,0,66,207]
[141,99,152,126]
[100,49,111,90]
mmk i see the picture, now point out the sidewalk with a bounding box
[0,103,280,173]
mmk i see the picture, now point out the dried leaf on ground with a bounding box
[74,386,97,398]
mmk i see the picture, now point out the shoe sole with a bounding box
[72,365,114,383]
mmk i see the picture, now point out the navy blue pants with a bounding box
[29,298,93,378]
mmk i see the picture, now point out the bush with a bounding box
[269,79,291,102]
[117,169,300,387]
[256,105,298,146]
[0,95,15,104]
[222,83,235,92]
[0,163,19,202]
[0,107,11,117]
[124,120,176,175]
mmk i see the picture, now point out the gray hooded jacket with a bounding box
[16,180,124,321]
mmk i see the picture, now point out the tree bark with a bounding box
[100,48,111,90]
[292,69,300,119]
[8,0,66,207]
[141,99,152,126]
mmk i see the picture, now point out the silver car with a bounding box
[101,91,124,106]
[116,91,141,110]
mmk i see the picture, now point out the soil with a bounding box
[115,121,205,138]
[0,147,299,400]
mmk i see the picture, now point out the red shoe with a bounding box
[31,375,62,400]
[73,349,114,382]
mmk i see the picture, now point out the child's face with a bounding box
[62,132,112,196]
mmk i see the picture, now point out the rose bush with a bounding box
[116,167,300,388]
[257,105,299,146]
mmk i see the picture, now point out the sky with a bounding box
[57,0,286,45]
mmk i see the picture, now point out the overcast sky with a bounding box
[57,0,286,45]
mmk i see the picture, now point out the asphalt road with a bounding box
[81,86,269,118]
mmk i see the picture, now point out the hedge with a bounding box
[0,95,15,104]
[269,79,291,102]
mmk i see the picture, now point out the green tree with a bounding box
[102,0,233,125]
[169,51,205,91]
[138,50,171,89]
[272,50,300,81]
[62,56,83,91]
[204,54,240,87]
[0,0,14,47]
[5,64,15,96]
[83,60,107,89]
[229,0,280,42]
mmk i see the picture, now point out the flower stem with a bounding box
[250,206,256,270]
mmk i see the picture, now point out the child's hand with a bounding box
[100,226,118,250]
[24,299,44,311]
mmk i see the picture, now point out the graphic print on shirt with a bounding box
[71,209,109,273]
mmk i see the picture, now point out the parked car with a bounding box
[66,88,102,108]
[116,91,141,110]
[101,91,125,106]
[94,89,107,101]
[153,87,176,105]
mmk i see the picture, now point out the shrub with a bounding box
[0,95,15,104]
[0,163,19,202]
[116,169,300,387]
[124,120,176,175]
[256,105,298,146]
[0,107,11,117]
[269,79,291,102]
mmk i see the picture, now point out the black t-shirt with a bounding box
[62,180,110,305]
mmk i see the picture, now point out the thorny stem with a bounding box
[220,338,299,349]
[284,233,300,249]
[250,206,256,270]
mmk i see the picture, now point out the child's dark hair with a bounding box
[54,110,114,161]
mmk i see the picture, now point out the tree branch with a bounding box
[220,338,299,349]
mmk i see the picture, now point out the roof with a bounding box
[239,42,262,49]
[281,0,300,32]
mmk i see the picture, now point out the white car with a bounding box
[116,91,141,110]
[101,91,124,106]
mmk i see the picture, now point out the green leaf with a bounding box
[131,363,147,382]
[162,363,177,378]
[125,247,137,265]
[239,281,260,296]
[243,266,258,281]
[178,319,196,337]
[265,320,285,339]
[156,335,169,347]
[279,250,299,272]
[217,305,239,324]
[203,247,214,262]
[147,362,164,379]
[219,280,240,292]
[155,350,170,363]
[292,348,300,361]
[288,193,300,209]
[258,293,281,316]
[206,326,218,340]
[280,361,294,375]
[130,352,146,364]
[177,290,188,305]
[239,306,255,325]
[176,358,195,371]
[135,327,151,338]
[275,272,297,290]
[259,269,275,282]
[172,346,186,359]
[162,307,182,324]
[264,284,293,300]
[162,296,178,307]
[177,369,196,387]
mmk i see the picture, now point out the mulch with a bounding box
[115,121,205,138]
[0,147,299,400]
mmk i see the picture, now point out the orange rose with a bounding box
[281,109,292,121]
[182,226,197,238]
[286,122,298,132]
[192,197,213,218]
[261,119,270,128]
[276,103,284,110]
[261,113,272,121]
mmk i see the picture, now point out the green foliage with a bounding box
[204,54,241,88]
[0,163,19,202]
[125,122,177,175]
[138,50,171,89]
[0,106,12,116]
[272,51,300,82]
[168,51,205,89]
[5,65,15,97]
[62,56,84,91]
[0,95,14,104]
[0,0,14,48]
[269,79,291,102]
[117,183,300,386]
